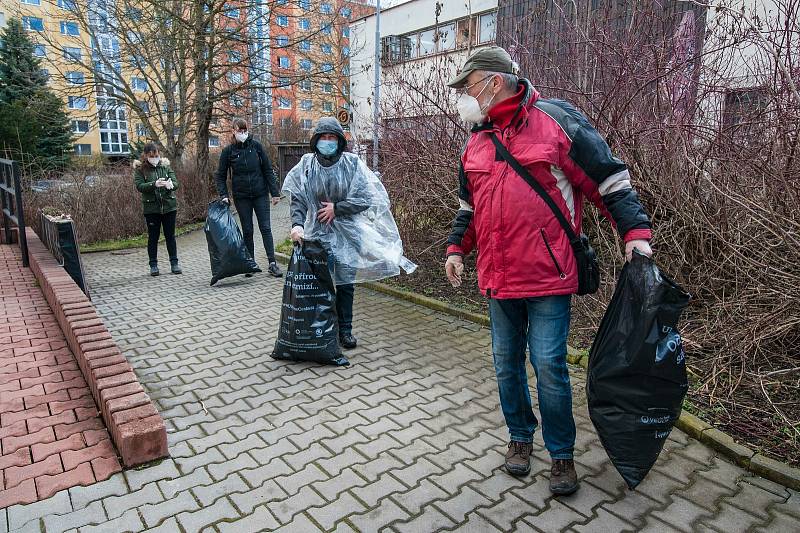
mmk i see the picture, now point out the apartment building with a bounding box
[0,0,368,160]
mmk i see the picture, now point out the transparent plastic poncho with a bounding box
[282,152,417,285]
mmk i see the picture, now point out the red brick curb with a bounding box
[21,228,168,467]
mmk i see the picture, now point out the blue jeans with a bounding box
[489,295,575,459]
[233,195,275,263]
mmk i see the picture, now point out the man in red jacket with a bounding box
[445,46,653,495]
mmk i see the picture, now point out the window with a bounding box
[40,69,49,80]
[276,36,288,47]
[321,24,332,35]
[342,46,350,57]
[299,79,311,91]
[229,94,243,107]
[127,7,142,21]
[135,123,146,136]
[343,27,350,38]
[723,88,769,132]
[323,101,333,112]
[301,119,312,130]
[419,29,435,55]
[224,5,239,18]
[100,131,128,153]
[322,83,333,94]
[68,96,88,109]
[277,0,287,5]
[299,59,312,71]
[63,47,81,62]
[74,144,92,156]
[137,101,150,113]
[342,65,350,76]
[341,83,349,95]
[299,0,310,8]
[280,118,292,128]
[209,136,220,147]
[71,120,89,133]
[277,15,288,27]
[300,99,312,110]
[57,0,76,8]
[131,77,148,91]
[478,12,496,44]
[321,44,332,54]
[321,62,333,72]
[437,23,455,51]
[23,16,44,32]
[277,76,291,87]
[320,3,332,14]
[33,44,46,57]
[22,0,41,5]
[340,7,352,18]
[60,21,79,36]
[279,56,290,68]
[278,97,291,109]
[65,71,84,85]
[299,18,310,30]
[227,50,241,62]
[228,72,243,84]
[300,40,311,51]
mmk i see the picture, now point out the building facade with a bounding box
[349,0,498,149]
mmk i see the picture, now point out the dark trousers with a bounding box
[336,284,354,335]
[233,195,275,262]
[144,211,177,265]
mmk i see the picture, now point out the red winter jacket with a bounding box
[446,80,652,299]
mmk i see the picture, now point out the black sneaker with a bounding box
[268,262,283,277]
[339,333,357,349]
[170,260,182,274]
[150,264,159,276]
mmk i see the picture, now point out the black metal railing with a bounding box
[0,158,28,266]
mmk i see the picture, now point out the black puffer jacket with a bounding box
[214,136,279,199]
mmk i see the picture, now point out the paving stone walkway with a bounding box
[0,245,121,510]
[3,202,798,532]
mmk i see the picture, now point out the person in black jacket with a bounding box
[214,118,283,277]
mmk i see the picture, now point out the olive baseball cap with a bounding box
[448,46,517,88]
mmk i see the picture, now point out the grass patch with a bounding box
[275,237,293,256]
[80,221,205,253]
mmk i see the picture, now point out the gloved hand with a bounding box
[221,197,230,205]
[290,226,304,243]
[445,254,464,287]
[164,179,174,190]
[154,178,167,188]
[625,239,653,262]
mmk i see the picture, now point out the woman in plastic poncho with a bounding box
[285,117,415,351]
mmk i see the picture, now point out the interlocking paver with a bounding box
[79,508,144,533]
[42,500,106,533]
[2,209,783,531]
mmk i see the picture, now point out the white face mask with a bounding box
[455,77,496,124]
[235,132,248,143]
[148,157,160,166]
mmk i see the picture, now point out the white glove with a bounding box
[164,179,174,190]
[290,226,305,243]
[625,239,653,262]
[221,197,230,205]
[445,255,464,287]
[154,179,167,188]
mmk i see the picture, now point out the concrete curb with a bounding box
[23,228,169,468]
[280,252,800,491]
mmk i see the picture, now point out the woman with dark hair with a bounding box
[214,118,282,277]
[133,142,181,276]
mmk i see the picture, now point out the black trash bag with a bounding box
[272,240,349,366]
[205,200,261,286]
[587,251,691,490]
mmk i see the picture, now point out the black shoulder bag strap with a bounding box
[488,133,578,243]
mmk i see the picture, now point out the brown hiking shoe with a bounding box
[504,441,533,476]
[549,459,579,495]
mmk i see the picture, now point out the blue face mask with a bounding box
[316,139,339,156]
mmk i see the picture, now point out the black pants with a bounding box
[144,211,177,266]
[234,195,275,262]
[336,284,354,335]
